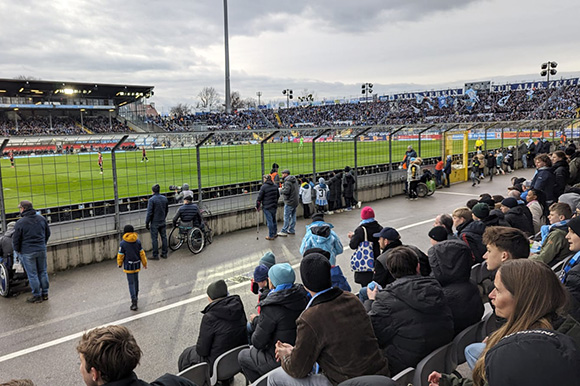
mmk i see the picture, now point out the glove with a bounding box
[145,223,150,230]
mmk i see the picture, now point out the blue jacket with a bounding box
[531,167,557,202]
[146,193,168,225]
[172,202,202,227]
[299,221,343,265]
[13,209,50,254]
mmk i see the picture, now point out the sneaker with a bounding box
[26,296,42,303]
[346,207,352,211]
[357,201,362,209]
[288,232,295,235]
[265,236,275,240]
[150,256,160,260]
[328,211,334,215]
[42,294,49,301]
[472,182,476,187]
[130,301,138,311]
[277,232,288,237]
[161,255,168,259]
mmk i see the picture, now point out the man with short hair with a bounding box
[77,325,195,386]
[482,226,530,271]
[530,202,572,266]
[433,213,455,239]
[172,195,202,229]
[268,253,390,386]
[452,207,486,263]
[257,174,281,240]
[145,184,169,260]
[13,200,50,303]
[278,169,299,237]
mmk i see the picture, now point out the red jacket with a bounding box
[435,160,444,171]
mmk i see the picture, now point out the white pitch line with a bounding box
[436,191,480,197]
[0,215,438,363]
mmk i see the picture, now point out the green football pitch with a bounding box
[1,138,515,210]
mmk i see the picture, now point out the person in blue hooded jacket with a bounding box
[299,213,343,264]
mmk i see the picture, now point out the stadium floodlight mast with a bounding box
[282,89,293,108]
[223,0,231,114]
[361,83,373,103]
[540,61,557,129]
[256,91,262,107]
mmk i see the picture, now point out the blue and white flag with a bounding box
[465,88,479,102]
[497,95,510,107]
[413,106,420,114]
[526,89,534,100]
[415,94,424,104]
[438,96,448,108]
[426,102,434,111]
[465,100,476,111]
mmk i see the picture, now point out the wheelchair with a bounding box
[168,208,213,254]
[0,254,29,298]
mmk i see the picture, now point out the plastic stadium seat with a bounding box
[337,375,397,386]
[391,367,415,386]
[177,362,210,386]
[479,311,499,340]
[412,343,454,386]
[210,345,249,386]
[449,321,483,368]
[249,368,278,386]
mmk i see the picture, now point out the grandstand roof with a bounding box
[0,78,153,106]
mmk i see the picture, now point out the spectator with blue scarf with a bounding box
[239,263,309,383]
[562,216,580,320]
[530,203,572,266]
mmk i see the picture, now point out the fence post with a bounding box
[260,131,279,177]
[196,133,214,206]
[0,139,9,232]
[312,129,330,182]
[353,127,372,201]
[388,126,406,198]
[112,135,129,236]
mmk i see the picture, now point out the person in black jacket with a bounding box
[256,174,281,240]
[342,166,357,210]
[552,150,570,200]
[501,197,534,236]
[145,184,169,260]
[427,227,484,335]
[452,207,486,263]
[178,280,247,373]
[238,263,309,382]
[327,171,342,212]
[172,196,202,228]
[347,206,383,287]
[366,246,454,375]
[562,216,580,321]
[531,154,557,203]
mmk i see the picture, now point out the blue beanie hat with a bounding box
[259,251,276,269]
[253,264,269,282]
[268,263,296,287]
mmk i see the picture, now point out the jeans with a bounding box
[126,272,139,301]
[150,222,168,258]
[522,154,528,168]
[267,367,332,386]
[264,208,278,237]
[281,205,297,233]
[18,250,49,297]
[465,342,486,370]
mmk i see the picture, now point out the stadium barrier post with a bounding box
[260,131,279,177]
[353,127,372,202]
[311,129,331,183]
[111,135,128,238]
[388,125,406,198]
[196,133,214,206]
[0,139,9,232]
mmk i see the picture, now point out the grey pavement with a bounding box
[0,168,535,385]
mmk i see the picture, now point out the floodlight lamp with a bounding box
[541,62,548,70]
[361,85,366,89]
[289,95,293,99]
[282,90,287,95]
[551,61,558,68]
[289,90,293,95]
[369,83,373,88]
[540,70,547,77]
[550,69,557,76]
[64,88,74,95]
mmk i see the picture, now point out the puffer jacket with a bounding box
[456,220,487,264]
[145,193,168,225]
[172,202,202,227]
[12,208,50,254]
[531,167,556,202]
[300,221,343,264]
[250,284,309,361]
[504,205,534,236]
[552,159,570,199]
[428,240,484,335]
[482,210,509,227]
[280,175,299,208]
[367,275,454,375]
[342,172,356,198]
[256,180,280,211]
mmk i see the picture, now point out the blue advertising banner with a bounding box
[492,78,578,92]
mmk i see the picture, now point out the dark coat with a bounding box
[281,288,390,384]
[456,220,487,264]
[328,174,342,202]
[531,167,556,202]
[172,202,202,227]
[428,240,484,335]
[373,239,403,287]
[256,180,280,211]
[103,372,196,386]
[280,175,299,208]
[0,226,15,267]
[552,160,570,199]
[12,208,50,254]
[350,221,383,286]
[444,158,452,174]
[563,258,580,321]
[146,193,168,225]
[504,205,534,236]
[367,275,454,375]
[195,295,248,366]
[342,172,356,198]
[482,210,509,227]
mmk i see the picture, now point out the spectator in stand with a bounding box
[494,149,505,175]
[443,155,452,188]
[485,151,496,181]
[268,253,390,386]
[299,213,343,265]
[566,146,580,185]
[500,197,534,236]
[562,215,580,320]
[314,178,330,214]
[433,213,456,239]
[552,150,570,199]
[452,207,486,263]
[342,166,357,210]
[531,154,556,203]
[366,246,454,375]
[145,184,168,260]
[434,158,444,187]
[403,145,417,169]
[298,180,313,219]
[278,169,299,237]
[178,280,247,373]
[526,188,548,234]
[470,155,481,187]
[530,202,572,267]
[303,247,351,292]
[327,172,342,213]
[256,174,281,240]
[238,264,309,383]
[348,207,383,287]
[518,139,528,169]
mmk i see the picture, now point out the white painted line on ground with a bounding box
[436,191,480,197]
[0,215,437,363]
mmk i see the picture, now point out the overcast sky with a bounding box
[1,0,579,113]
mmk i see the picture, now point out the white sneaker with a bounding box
[277,232,288,237]
[357,201,362,209]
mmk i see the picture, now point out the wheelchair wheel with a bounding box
[187,227,205,254]
[417,183,428,198]
[169,227,184,251]
[0,262,10,297]
[204,226,213,245]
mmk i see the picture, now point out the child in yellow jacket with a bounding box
[117,224,147,311]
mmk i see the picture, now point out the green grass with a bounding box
[1,137,517,210]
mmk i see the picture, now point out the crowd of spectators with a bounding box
[0,115,132,136]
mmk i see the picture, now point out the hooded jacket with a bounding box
[456,220,487,264]
[328,173,343,202]
[280,175,300,208]
[12,208,50,254]
[195,295,248,366]
[504,205,534,236]
[367,275,454,375]
[342,172,356,198]
[428,240,484,335]
[117,232,147,273]
[300,221,343,264]
[257,179,280,211]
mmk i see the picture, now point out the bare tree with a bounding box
[230,91,245,110]
[244,97,258,108]
[13,75,41,80]
[169,103,192,116]
[197,87,220,109]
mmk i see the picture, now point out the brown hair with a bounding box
[76,325,142,383]
[452,207,472,222]
[534,153,552,167]
[472,259,567,385]
[553,150,566,161]
[549,202,572,219]
[482,226,529,259]
[385,246,418,279]
[0,381,35,386]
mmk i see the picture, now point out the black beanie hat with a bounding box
[303,247,331,261]
[207,279,228,300]
[428,226,448,242]
[123,224,135,234]
[300,253,332,292]
[472,203,490,219]
[568,216,580,236]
